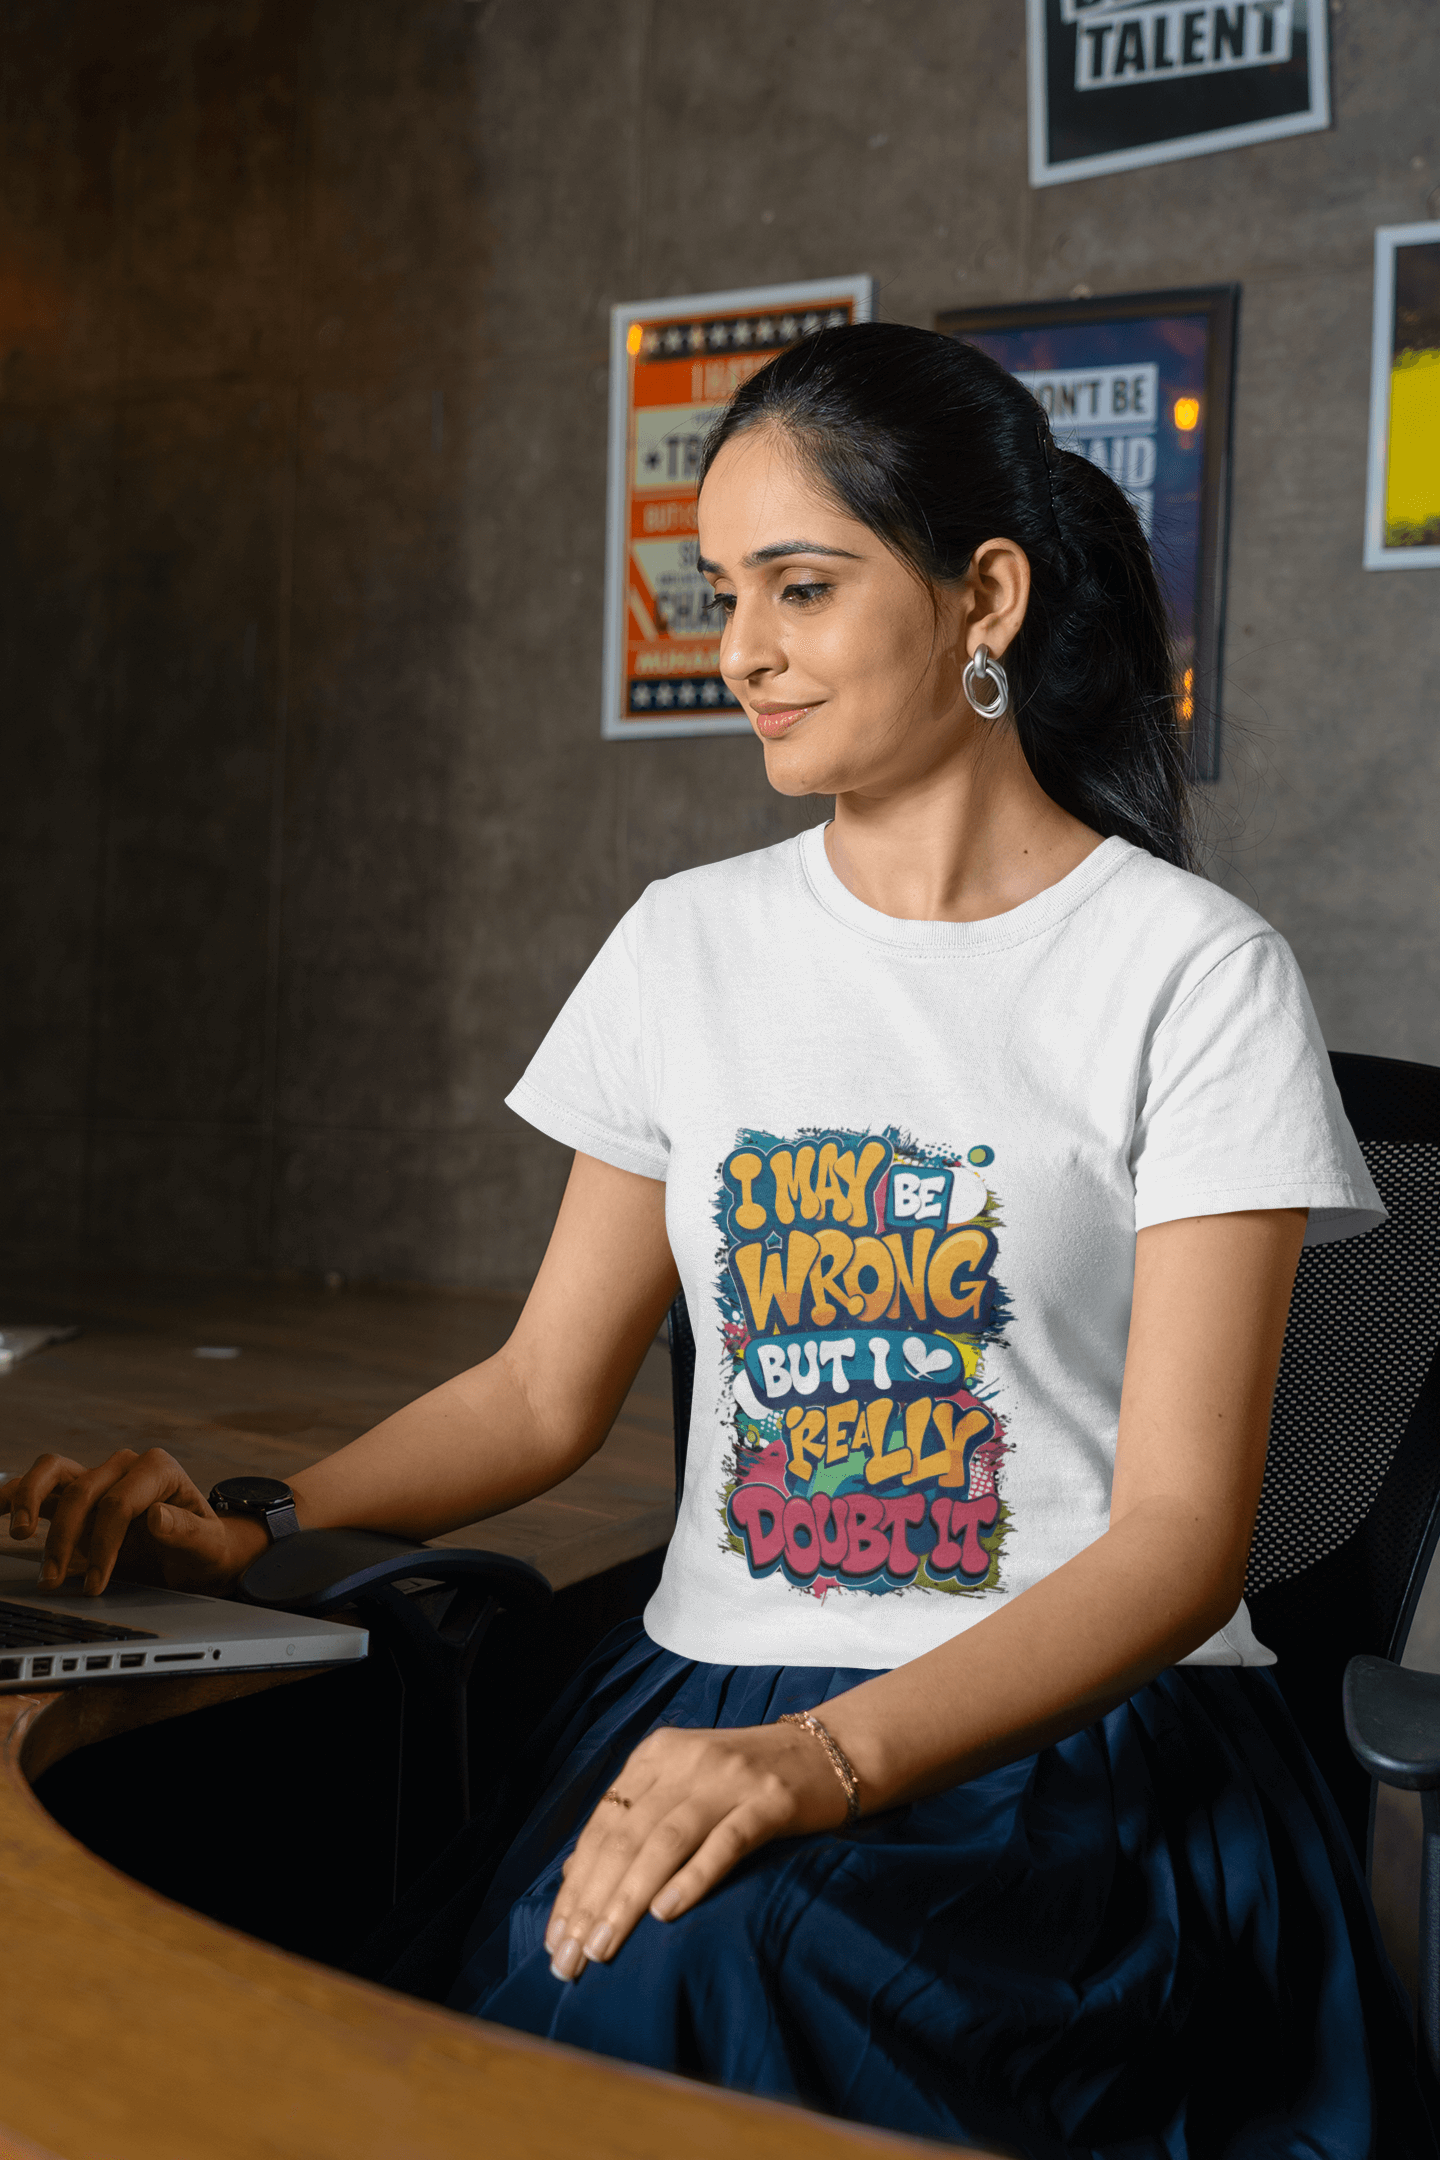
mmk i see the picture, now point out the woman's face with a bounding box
[696,423,1026,800]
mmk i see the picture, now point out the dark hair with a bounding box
[698,322,1194,871]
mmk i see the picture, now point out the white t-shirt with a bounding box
[507,826,1382,1673]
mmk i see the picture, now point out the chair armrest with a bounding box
[1343,1653,1440,1791]
[238,1529,554,1873]
[239,1526,551,1618]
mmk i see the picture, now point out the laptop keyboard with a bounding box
[0,1600,158,1650]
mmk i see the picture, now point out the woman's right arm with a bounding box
[1,1153,678,1596]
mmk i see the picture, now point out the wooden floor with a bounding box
[0,1270,676,1589]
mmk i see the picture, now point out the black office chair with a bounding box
[1303,1056,1440,2076]
[1239,1055,1440,1871]
[239,1527,552,1899]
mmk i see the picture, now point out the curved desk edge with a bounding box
[0,1678,992,2160]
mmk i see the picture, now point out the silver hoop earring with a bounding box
[963,644,1009,720]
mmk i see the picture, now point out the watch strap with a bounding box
[263,1498,300,1540]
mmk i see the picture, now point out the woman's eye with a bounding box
[782,582,831,605]
[703,591,736,616]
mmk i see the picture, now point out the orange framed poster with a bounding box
[602,275,875,740]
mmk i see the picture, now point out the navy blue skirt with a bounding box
[361,1620,1436,2158]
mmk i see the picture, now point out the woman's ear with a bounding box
[963,539,1031,662]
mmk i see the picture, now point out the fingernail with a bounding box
[11,1515,28,1537]
[85,1570,101,1596]
[549,1937,584,1982]
[543,1918,565,1956]
[40,1562,58,1585]
[651,1889,680,1921]
[582,1921,613,1961]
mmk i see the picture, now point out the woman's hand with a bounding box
[543,1718,852,1981]
[1,1449,266,1596]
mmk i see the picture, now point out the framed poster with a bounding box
[1026,0,1331,188]
[936,285,1238,781]
[1364,222,1440,571]
[602,275,875,741]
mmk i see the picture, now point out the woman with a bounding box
[5,326,1430,2158]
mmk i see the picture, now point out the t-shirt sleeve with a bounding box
[504,899,669,1182]
[1131,931,1384,1247]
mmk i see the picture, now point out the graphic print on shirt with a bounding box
[715,1130,1012,1600]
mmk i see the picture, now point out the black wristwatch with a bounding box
[208,1476,300,1542]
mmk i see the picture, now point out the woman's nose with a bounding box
[720,598,782,686]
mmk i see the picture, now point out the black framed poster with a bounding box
[936,285,1239,781]
[1027,0,1331,188]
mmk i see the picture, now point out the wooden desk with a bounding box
[0,1271,676,1588]
[0,1278,1000,2159]
[0,1674,993,2160]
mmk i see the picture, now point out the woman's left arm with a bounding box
[545,1206,1307,1981]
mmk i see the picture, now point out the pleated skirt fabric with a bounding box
[361,1619,1436,2159]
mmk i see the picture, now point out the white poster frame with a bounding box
[1364,221,1440,573]
[602,275,875,743]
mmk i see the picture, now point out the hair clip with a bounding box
[1036,418,1062,533]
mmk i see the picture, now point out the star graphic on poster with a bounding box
[688,325,706,351]
[664,327,683,353]
[699,679,719,704]
[656,683,675,706]
[779,315,797,339]
[631,684,653,708]
[802,312,821,334]
[709,322,729,348]
[733,320,752,346]
[642,329,661,356]
[756,317,774,343]
[826,310,846,328]
[678,681,697,705]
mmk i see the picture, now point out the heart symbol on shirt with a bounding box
[903,1337,954,1379]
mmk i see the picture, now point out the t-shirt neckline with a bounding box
[797,823,1135,954]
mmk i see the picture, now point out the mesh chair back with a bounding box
[664,1053,1440,1862]
[1247,1053,1440,1859]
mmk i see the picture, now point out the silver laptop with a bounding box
[0,1554,366,1688]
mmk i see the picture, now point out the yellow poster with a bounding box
[1386,349,1440,546]
[1366,225,1440,569]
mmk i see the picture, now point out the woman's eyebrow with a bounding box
[695,541,863,576]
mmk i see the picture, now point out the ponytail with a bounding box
[699,323,1194,871]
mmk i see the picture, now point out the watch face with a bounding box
[212,1476,293,1511]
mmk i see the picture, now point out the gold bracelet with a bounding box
[778,1710,861,1823]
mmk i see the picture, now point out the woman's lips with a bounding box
[751,703,818,739]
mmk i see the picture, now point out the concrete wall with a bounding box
[3,0,1437,1290]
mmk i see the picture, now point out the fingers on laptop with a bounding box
[47,1449,210,1595]
[3,1454,87,1543]
[82,1455,213,1594]
[0,1448,208,1595]
[34,1450,145,1588]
